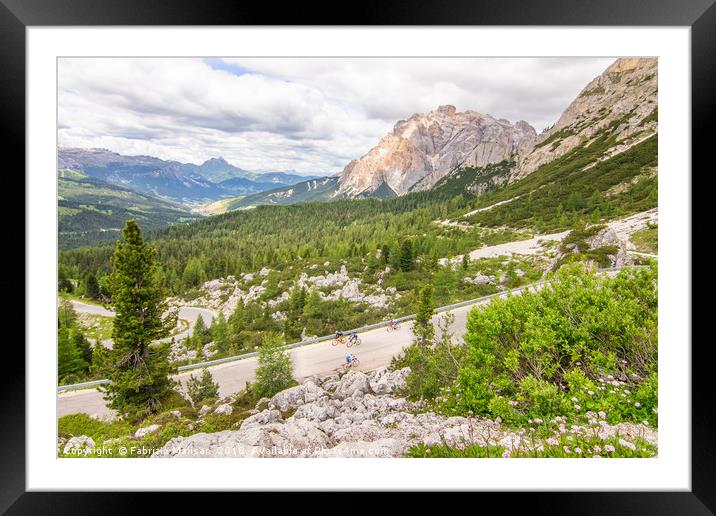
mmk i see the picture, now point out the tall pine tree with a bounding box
[413,284,435,345]
[399,240,414,272]
[84,272,100,299]
[95,220,178,420]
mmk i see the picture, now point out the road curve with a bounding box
[70,300,217,344]
[57,288,527,419]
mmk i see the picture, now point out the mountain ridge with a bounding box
[512,57,657,181]
[57,147,321,205]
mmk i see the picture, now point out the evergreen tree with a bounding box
[211,313,229,353]
[380,244,390,265]
[185,368,219,404]
[227,299,246,351]
[57,300,91,380]
[193,314,211,345]
[399,240,414,272]
[413,284,435,345]
[254,333,295,398]
[302,289,322,320]
[95,220,178,420]
[461,254,469,270]
[389,243,401,271]
[58,264,74,293]
[58,299,78,328]
[182,258,206,289]
[70,327,93,365]
[84,272,100,299]
[284,283,307,339]
[58,327,88,380]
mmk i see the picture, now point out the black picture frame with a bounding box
[4,0,710,511]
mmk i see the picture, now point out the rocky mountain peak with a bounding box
[436,104,457,116]
[337,105,537,197]
[201,157,229,167]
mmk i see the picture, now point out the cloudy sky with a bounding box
[58,57,614,175]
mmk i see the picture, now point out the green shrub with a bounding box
[407,432,656,458]
[401,264,658,427]
[58,413,131,442]
[254,333,296,398]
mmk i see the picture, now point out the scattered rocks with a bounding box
[464,273,493,285]
[63,435,95,454]
[213,403,233,416]
[134,424,161,439]
[198,405,211,416]
[90,412,116,423]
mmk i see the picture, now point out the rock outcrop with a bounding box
[152,367,657,458]
[337,105,536,197]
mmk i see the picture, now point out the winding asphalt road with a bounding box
[70,300,217,345]
[57,287,533,419]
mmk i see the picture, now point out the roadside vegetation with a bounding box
[91,220,178,421]
[392,263,658,458]
[58,332,297,458]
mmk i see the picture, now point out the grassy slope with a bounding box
[461,129,657,231]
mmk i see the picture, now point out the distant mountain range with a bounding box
[57,148,320,247]
[57,148,320,204]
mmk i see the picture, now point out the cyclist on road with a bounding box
[347,333,359,345]
[345,353,355,365]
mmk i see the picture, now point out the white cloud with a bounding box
[58,57,614,175]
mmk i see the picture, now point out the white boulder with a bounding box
[134,424,161,439]
[269,381,325,413]
[63,435,96,454]
[214,403,233,416]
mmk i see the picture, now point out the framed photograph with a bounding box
[7,0,711,510]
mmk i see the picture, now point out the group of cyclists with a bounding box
[332,319,401,370]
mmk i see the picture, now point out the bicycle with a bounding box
[346,334,361,347]
[386,321,401,332]
[331,335,346,347]
[342,356,360,370]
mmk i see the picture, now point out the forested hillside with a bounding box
[58,170,198,249]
